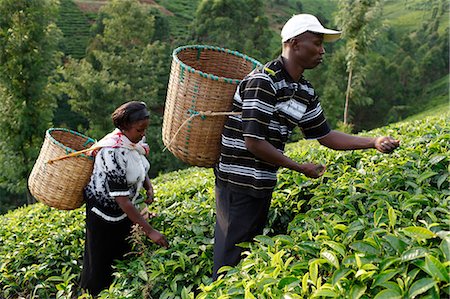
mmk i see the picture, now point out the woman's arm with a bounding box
[115,196,168,248]
[143,175,154,204]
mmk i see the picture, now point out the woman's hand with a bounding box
[145,185,154,204]
[140,206,158,220]
[299,163,326,178]
[374,137,400,153]
[146,228,169,248]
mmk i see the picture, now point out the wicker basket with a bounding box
[28,128,96,210]
[162,45,261,167]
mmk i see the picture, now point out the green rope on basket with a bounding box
[187,109,207,120]
[179,64,185,82]
[172,45,262,85]
[46,128,95,161]
[83,138,95,147]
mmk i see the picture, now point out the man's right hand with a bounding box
[299,163,326,178]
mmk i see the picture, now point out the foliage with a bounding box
[350,3,449,131]
[0,204,84,298]
[154,0,201,46]
[0,0,62,195]
[196,113,450,298]
[1,113,448,298]
[51,0,186,177]
[335,0,383,124]
[56,0,92,59]
[191,0,275,62]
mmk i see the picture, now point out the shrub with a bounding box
[0,114,448,298]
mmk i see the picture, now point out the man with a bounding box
[212,14,400,280]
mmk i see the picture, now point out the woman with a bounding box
[80,101,169,296]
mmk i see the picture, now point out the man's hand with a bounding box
[374,137,400,153]
[299,163,326,178]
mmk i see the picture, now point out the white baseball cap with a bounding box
[281,14,341,43]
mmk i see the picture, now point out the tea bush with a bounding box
[0,114,448,298]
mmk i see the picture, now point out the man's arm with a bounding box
[245,137,325,178]
[318,130,400,153]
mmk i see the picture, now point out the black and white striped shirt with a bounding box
[215,56,330,197]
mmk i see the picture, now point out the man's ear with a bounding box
[292,39,302,51]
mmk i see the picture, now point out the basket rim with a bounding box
[172,45,262,84]
[46,128,96,160]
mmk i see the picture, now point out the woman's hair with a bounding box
[112,101,150,130]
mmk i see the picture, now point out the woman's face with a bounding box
[122,118,149,143]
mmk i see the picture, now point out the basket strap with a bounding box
[46,146,103,164]
[163,111,240,152]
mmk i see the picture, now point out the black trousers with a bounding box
[213,183,272,280]
[80,198,132,296]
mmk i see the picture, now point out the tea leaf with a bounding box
[371,269,399,288]
[424,254,450,282]
[373,208,383,228]
[312,287,338,298]
[383,234,407,253]
[350,241,379,255]
[417,170,438,184]
[401,247,428,261]
[373,289,402,299]
[301,273,309,294]
[254,235,275,247]
[407,278,435,298]
[309,260,319,286]
[428,154,446,165]
[278,277,299,289]
[323,241,346,256]
[274,235,294,246]
[331,268,352,286]
[321,250,340,269]
[349,284,366,299]
[244,288,256,299]
[437,173,448,189]
[402,227,436,240]
[440,237,450,262]
[138,270,148,282]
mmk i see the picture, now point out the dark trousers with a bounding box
[213,183,271,280]
[80,198,132,296]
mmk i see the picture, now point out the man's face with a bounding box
[290,32,325,69]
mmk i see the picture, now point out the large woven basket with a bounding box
[28,128,96,210]
[162,45,261,167]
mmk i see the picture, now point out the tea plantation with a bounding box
[0,113,448,298]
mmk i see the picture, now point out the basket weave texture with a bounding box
[28,128,95,210]
[162,45,261,167]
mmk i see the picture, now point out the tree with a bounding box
[0,0,61,196]
[335,0,383,124]
[53,0,183,177]
[191,0,274,62]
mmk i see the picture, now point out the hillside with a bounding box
[62,0,448,57]
[404,74,449,122]
[1,112,448,298]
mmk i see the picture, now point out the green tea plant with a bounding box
[0,204,85,298]
[196,115,449,298]
[0,114,448,298]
